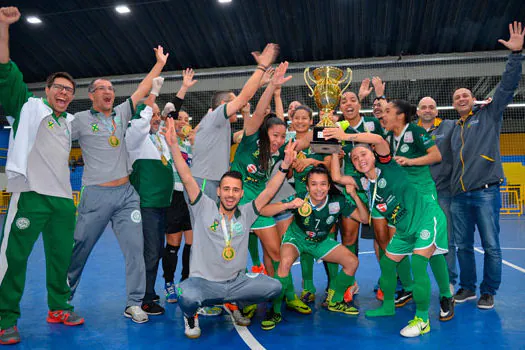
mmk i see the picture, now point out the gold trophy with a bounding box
[304,66,352,153]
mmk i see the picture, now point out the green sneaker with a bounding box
[328,301,359,315]
[300,290,316,304]
[261,310,282,331]
[286,296,312,314]
[242,304,257,319]
[321,289,335,308]
[400,316,430,337]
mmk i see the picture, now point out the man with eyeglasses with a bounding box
[67,45,168,324]
[0,7,83,345]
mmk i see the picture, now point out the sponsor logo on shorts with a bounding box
[378,178,387,188]
[247,164,257,174]
[131,210,142,223]
[16,217,30,230]
[306,231,316,238]
[404,131,413,143]
[326,216,335,225]
[328,202,340,214]
[400,144,409,153]
[376,203,387,213]
[420,229,431,240]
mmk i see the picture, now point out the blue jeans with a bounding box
[437,189,457,285]
[451,185,502,295]
[142,207,167,303]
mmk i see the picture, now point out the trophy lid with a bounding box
[312,66,344,82]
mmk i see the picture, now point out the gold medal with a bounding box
[298,202,312,217]
[161,154,168,166]
[296,151,307,160]
[181,125,192,137]
[222,246,236,261]
[108,135,120,147]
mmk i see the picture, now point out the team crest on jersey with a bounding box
[376,203,387,213]
[404,131,413,143]
[304,216,310,225]
[326,216,335,225]
[252,149,260,158]
[210,219,219,232]
[247,164,257,174]
[91,123,99,133]
[47,121,54,129]
[328,202,340,214]
[364,121,375,131]
[16,217,30,230]
[131,210,142,223]
[420,229,431,240]
[232,222,244,235]
[400,144,409,153]
[378,178,387,188]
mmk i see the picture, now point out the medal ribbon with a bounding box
[98,115,118,137]
[392,123,410,156]
[367,176,379,226]
[220,215,233,248]
[150,134,166,157]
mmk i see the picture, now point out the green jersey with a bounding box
[283,192,354,240]
[340,116,384,180]
[231,131,284,204]
[357,156,440,238]
[293,147,326,194]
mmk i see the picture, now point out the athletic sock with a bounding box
[331,270,355,303]
[324,262,339,290]
[397,256,414,292]
[378,247,385,260]
[162,244,180,283]
[248,232,261,266]
[300,253,316,293]
[429,254,452,298]
[181,244,191,281]
[273,275,289,314]
[411,254,431,322]
[365,255,397,317]
[345,243,357,256]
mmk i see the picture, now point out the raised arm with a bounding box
[176,68,197,100]
[358,78,373,103]
[274,86,285,121]
[259,197,303,217]
[163,118,200,203]
[346,185,369,224]
[330,151,357,185]
[244,61,292,136]
[0,7,20,63]
[130,45,168,109]
[254,140,296,212]
[323,126,390,155]
[225,43,279,116]
[371,76,386,98]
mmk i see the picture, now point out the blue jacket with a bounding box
[450,53,523,195]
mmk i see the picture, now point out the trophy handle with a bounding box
[303,68,316,97]
[340,68,353,95]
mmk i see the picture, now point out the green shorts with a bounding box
[386,207,448,256]
[282,223,340,260]
[251,214,276,230]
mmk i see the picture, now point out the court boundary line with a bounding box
[224,306,266,350]
[474,247,525,273]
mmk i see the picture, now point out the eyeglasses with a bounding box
[91,85,115,93]
[51,83,75,94]
[152,112,161,117]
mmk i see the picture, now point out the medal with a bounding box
[108,135,120,147]
[298,202,312,217]
[296,151,307,160]
[181,125,192,137]
[161,154,168,166]
[222,246,236,261]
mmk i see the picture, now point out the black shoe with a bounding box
[477,294,494,310]
[142,302,165,315]
[153,294,160,303]
[395,289,413,308]
[439,296,455,321]
[454,288,476,303]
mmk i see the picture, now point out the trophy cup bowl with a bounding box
[304,66,352,154]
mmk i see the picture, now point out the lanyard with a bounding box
[367,175,379,225]
[392,124,410,156]
[220,215,233,248]
[150,134,165,154]
[98,115,118,136]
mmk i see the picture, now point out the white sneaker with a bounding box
[184,314,201,339]
[400,317,430,337]
[124,305,149,324]
[231,309,251,326]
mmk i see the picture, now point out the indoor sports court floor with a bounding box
[5,216,525,349]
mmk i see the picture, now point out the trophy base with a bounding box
[310,142,341,154]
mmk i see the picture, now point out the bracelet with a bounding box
[257,65,267,72]
[278,165,289,173]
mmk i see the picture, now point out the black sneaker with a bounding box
[395,289,413,308]
[454,288,476,303]
[153,294,160,303]
[141,302,165,315]
[439,296,455,321]
[261,310,282,331]
[477,294,494,310]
